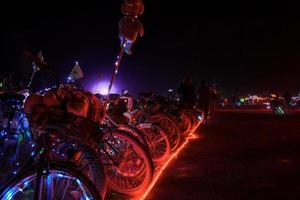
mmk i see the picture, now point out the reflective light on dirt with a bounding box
[137,120,203,200]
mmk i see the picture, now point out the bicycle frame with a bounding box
[32,133,101,200]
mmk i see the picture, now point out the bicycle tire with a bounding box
[138,124,171,163]
[150,113,181,151]
[0,161,102,200]
[101,129,154,196]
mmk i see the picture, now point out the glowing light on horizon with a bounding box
[92,81,118,95]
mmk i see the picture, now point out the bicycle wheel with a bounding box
[51,141,107,199]
[118,124,148,148]
[179,111,192,135]
[0,162,101,200]
[79,152,107,199]
[100,130,154,196]
[150,114,181,151]
[182,109,198,130]
[138,124,171,163]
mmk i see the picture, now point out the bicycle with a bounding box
[0,83,35,184]
[106,93,171,164]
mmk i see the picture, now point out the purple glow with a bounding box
[92,80,118,95]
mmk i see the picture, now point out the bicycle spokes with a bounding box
[3,171,96,200]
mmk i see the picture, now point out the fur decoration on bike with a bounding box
[25,86,106,126]
[119,16,144,42]
[121,0,144,17]
[119,0,144,55]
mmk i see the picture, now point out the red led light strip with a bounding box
[136,120,203,200]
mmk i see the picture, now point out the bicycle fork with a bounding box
[34,134,53,200]
[34,151,53,200]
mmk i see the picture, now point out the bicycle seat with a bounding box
[123,109,139,120]
[139,92,154,99]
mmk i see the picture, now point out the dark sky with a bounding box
[0,2,300,96]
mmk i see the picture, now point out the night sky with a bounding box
[0,2,300,96]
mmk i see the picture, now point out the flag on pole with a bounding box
[69,61,84,82]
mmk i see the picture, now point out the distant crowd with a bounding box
[177,74,219,122]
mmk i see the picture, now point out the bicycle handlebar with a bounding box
[23,51,60,89]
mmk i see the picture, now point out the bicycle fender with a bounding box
[137,123,152,129]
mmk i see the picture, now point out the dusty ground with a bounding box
[145,111,300,200]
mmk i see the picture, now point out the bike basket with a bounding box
[27,105,103,145]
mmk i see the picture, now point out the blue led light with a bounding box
[24,180,29,186]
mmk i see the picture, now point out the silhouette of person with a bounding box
[197,81,210,121]
[178,74,196,107]
[209,84,218,117]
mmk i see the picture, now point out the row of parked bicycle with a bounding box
[0,54,203,200]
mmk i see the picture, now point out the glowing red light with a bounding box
[137,120,203,200]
